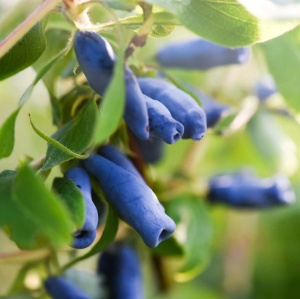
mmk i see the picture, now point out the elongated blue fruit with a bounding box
[186,85,230,128]
[254,75,277,101]
[134,137,165,164]
[98,243,144,299]
[44,276,92,299]
[138,78,206,140]
[144,95,184,143]
[84,154,176,248]
[98,144,142,179]
[156,38,250,70]
[124,66,149,140]
[207,170,295,208]
[74,31,149,140]
[65,167,98,249]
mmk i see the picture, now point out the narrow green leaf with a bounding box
[12,163,73,248]
[166,196,212,281]
[33,29,72,92]
[261,35,300,112]
[94,48,125,145]
[0,22,46,81]
[145,0,299,46]
[0,108,20,159]
[40,100,98,171]
[29,115,89,160]
[53,177,85,228]
[62,204,118,270]
[19,50,67,106]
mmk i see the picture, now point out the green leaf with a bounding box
[144,0,299,46]
[29,116,89,160]
[247,109,297,173]
[260,35,300,112]
[0,170,38,248]
[19,49,68,106]
[12,163,73,248]
[152,236,185,257]
[53,177,85,229]
[94,48,125,145]
[0,22,46,81]
[33,29,72,92]
[62,203,118,270]
[59,86,94,124]
[0,167,72,249]
[0,108,20,159]
[41,100,98,171]
[166,196,212,281]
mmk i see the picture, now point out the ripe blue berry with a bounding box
[145,95,184,143]
[74,31,115,96]
[124,66,149,140]
[98,243,144,299]
[138,78,207,140]
[65,167,98,249]
[84,154,176,248]
[254,75,277,101]
[186,85,230,128]
[156,38,250,70]
[208,170,295,208]
[74,31,149,140]
[134,137,165,164]
[44,276,91,299]
[98,144,142,179]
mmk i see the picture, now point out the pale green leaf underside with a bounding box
[145,0,299,46]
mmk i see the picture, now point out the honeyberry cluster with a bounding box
[40,30,297,298]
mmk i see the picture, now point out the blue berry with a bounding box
[145,95,184,143]
[84,154,176,248]
[208,170,295,208]
[124,66,149,140]
[65,167,98,249]
[44,276,91,299]
[134,137,165,164]
[74,31,149,140]
[74,31,115,96]
[156,38,250,70]
[98,243,144,299]
[98,144,142,179]
[138,78,207,140]
[186,85,230,128]
[254,75,277,101]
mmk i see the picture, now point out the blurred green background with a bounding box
[1,0,300,298]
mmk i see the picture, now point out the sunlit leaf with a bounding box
[145,0,299,46]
